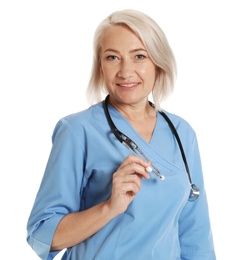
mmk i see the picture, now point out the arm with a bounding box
[50,200,114,250]
[179,135,216,260]
[51,155,150,251]
[27,118,150,258]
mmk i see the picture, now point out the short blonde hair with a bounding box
[86,9,177,110]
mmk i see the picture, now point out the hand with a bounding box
[107,155,151,216]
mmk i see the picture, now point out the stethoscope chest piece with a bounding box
[188,184,200,202]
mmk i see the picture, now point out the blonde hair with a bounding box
[86,9,177,110]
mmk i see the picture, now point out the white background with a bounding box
[1,0,251,259]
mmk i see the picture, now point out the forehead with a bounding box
[100,25,145,51]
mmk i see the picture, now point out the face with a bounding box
[100,25,156,107]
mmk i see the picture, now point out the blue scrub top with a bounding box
[26,102,216,259]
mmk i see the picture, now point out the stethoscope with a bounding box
[103,95,200,202]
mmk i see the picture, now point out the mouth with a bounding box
[116,83,139,88]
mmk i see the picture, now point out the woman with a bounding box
[26,9,216,259]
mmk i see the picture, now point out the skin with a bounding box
[100,25,157,142]
[51,25,156,251]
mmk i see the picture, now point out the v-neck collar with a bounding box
[107,104,183,173]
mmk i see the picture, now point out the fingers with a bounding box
[113,155,151,196]
[117,155,151,180]
[108,155,151,215]
[113,174,141,195]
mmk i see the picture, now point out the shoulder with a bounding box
[162,110,195,132]
[62,102,104,124]
[160,110,197,143]
[52,102,105,139]
[56,102,104,128]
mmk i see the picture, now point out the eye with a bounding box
[135,54,146,60]
[106,55,118,60]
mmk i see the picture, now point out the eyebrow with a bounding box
[103,48,148,54]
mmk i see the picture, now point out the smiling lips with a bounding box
[116,83,139,88]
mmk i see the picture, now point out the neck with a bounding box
[105,95,157,143]
[108,97,155,121]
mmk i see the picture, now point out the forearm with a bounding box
[51,156,150,251]
[51,200,118,251]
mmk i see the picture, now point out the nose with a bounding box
[117,59,133,79]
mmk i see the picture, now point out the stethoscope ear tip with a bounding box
[160,175,165,181]
[146,166,165,180]
[146,166,152,173]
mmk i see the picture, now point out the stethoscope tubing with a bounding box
[103,95,200,201]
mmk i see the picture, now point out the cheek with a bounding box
[100,67,108,83]
[140,65,156,82]
[101,64,115,82]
